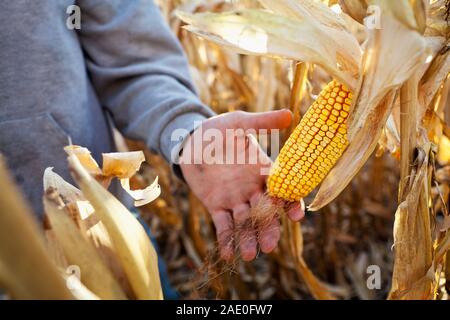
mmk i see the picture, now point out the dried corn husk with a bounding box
[0,158,73,300]
[310,4,429,210]
[339,0,368,24]
[61,272,100,300]
[388,142,434,299]
[43,167,134,296]
[177,0,362,90]
[43,181,127,300]
[65,146,161,207]
[67,152,163,300]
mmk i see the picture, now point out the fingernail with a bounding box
[241,251,256,262]
[260,237,276,254]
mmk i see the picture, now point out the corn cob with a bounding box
[267,80,352,202]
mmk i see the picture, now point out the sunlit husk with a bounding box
[0,159,73,299]
[388,142,434,299]
[67,152,163,300]
[310,10,429,210]
[103,150,161,206]
[61,272,100,300]
[43,178,127,300]
[177,5,361,90]
[339,0,368,24]
[66,146,161,207]
[43,167,133,295]
[102,151,146,179]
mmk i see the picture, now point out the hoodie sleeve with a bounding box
[76,0,215,164]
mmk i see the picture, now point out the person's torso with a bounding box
[0,1,114,217]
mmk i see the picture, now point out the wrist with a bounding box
[160,112,209,166]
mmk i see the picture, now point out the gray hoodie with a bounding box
[0,0,214,217]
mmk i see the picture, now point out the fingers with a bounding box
[238,109,293,131]
[249,192,264,208]
[287,199,306,222]
[211,210,234,261]
[258,216,280,253]
[213,192,291,262]
[250,191,280,254]
[233,203,257,261]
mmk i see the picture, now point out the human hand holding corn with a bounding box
[180,80,352,262]
[180,110,305,262]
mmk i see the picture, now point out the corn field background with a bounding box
[0,0,449,300]
[146,0,450,300]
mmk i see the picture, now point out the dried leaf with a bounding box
[102,151,145,179]
[120,177,161,207]
[64,146,102,176]
[369,0,427,32]
[339,0,368,24]
[348,16,428,139]
[420,44,450,115]
[67,152,163,300]
[76,200,135,298]
[389,143,434,299]
[0,158,73,299]
[438,136,450,164]
[66,146,160,207]
[43,167,135,296]
[43,190,127,300]
[43,167,84,204]
[61,272,100,300]
[425,0,450,37]
[44,229,69,270]
[177,7,361,90]
[310,11,428,210]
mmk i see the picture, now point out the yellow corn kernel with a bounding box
[267,80,351,202]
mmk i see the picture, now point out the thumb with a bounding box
[239,109,293,131]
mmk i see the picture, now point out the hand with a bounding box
[179,110,305,261]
